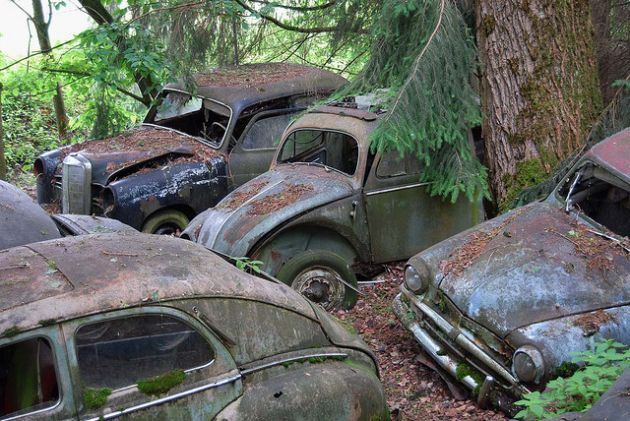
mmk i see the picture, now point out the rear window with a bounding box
[1,337,59,418]
[279,130,359,175]
[75,314,214,390]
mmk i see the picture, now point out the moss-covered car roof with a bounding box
[0,233,316,336]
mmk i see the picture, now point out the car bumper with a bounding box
[393,289,529,412]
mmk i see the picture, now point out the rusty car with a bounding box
[0,233,387,420]
[393,128,630,414]
[182,102,483,309]
[1,180,134,251]
[34,63,346,234]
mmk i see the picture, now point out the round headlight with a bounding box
[512,345,545,384]
[404,263,429,295]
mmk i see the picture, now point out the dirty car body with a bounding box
[0,233,387,420]
[393,128,630,414]
[0,180,134,251]
[34,63,346,234]
[184,103,482,309]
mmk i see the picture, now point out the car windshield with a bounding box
[278,129,359,176]
[560,163,630,237]
[150,91,232,145]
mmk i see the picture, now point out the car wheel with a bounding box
[276,250,358,310]
[142,210,190,235]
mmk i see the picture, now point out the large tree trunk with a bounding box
[0,83,7,180]
[32,0,69,139]
[476,0,602,212]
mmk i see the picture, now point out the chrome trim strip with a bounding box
[240,352,348,375]
[83,373,241,421]
[1,399,62,421]
[404,292,524,388]
[365,182,430,196]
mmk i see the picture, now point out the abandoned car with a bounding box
[183,103,482,309]
[393,128,630,414]
[34,63,346,234]
[0,180,134,251]
[0,233,387,420]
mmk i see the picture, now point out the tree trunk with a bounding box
[32,0,69,139]
[476,0,602,212]
[78,0,158,106]
[0,83,7,180]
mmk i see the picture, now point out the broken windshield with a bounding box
[155,92,203,121]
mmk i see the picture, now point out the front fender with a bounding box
[108,157,228,229]
[51,214,137,236]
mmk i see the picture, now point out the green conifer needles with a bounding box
[342,0,487,202]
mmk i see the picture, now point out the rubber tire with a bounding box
[276,250,358,310]
[141,209,190,235]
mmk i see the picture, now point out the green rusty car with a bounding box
[0,234,387,420]
[183,103,483,309]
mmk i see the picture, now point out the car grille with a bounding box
[62,154,92,214]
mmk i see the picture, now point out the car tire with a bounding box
[276,250,358,310]
[142,209,190,235]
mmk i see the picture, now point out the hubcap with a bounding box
[291,266,345,310]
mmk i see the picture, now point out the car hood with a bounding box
[59,125,221,185]
[189,164,355,256]
[436,202,630,338]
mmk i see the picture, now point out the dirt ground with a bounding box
[336,264,508,421]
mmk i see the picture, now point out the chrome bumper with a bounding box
[393,290,529,400]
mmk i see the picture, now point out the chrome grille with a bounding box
[62,154,92,214]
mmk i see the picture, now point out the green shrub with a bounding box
[515,340,630,420]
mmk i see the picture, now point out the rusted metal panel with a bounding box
[586,127,630,181]
[188,166,355,257]
[50,214,136,235]
[0,233,317,336]
[0,180,61,250]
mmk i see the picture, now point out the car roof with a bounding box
[163,63,347,113]
[0,181,60,250]
[0,233,316,336]
[585,128,630,181]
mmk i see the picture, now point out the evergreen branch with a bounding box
[248,0,338,12]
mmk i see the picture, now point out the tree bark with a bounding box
[78,0,158,106]
[0,83,7,180]
[476,0,602,212]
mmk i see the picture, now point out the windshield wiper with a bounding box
[565,170,583,213]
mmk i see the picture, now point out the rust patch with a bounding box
[247,184,314,216]
[572,310,614,335]
[218,180,270,210]
[194,63,317,88]
[440,208,528,277]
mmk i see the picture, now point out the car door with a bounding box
[63,306,242,420]
[228,109,300,188]
[364,150,482,264]
[0,326,76,420]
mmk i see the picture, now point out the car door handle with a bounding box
[350,200,358,219]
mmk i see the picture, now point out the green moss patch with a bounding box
[83,387,112,410]
[455,362,485,389]
[1,327,20,338]
[137,370,186,396]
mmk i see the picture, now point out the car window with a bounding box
[376,150,422,178]
[561,164,630,237]
[155,92,203,121]
[75,315,215,390]
[279,129,359,175]
[241,113,294,150]
[0,337,59,418]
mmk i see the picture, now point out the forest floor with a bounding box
[336,264,508,421]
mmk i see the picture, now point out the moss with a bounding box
[83,387,112,410]
[481,14,496,36]
[455,363,485,389]
[555,361,580,378]
[137,370,186,396]
[501,158,550,211]
[47,260,58,271]
[1,327,20,338]
[39,319,56,327]
[330,314,357,334]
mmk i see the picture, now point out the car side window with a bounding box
[376,150,422,178]
[0,337,59,418]
[241,113,294,150]
[279,130,359,175]
[75,314,215,390]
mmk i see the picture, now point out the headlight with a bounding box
[404,262,430,295]
[512,345,545,384]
